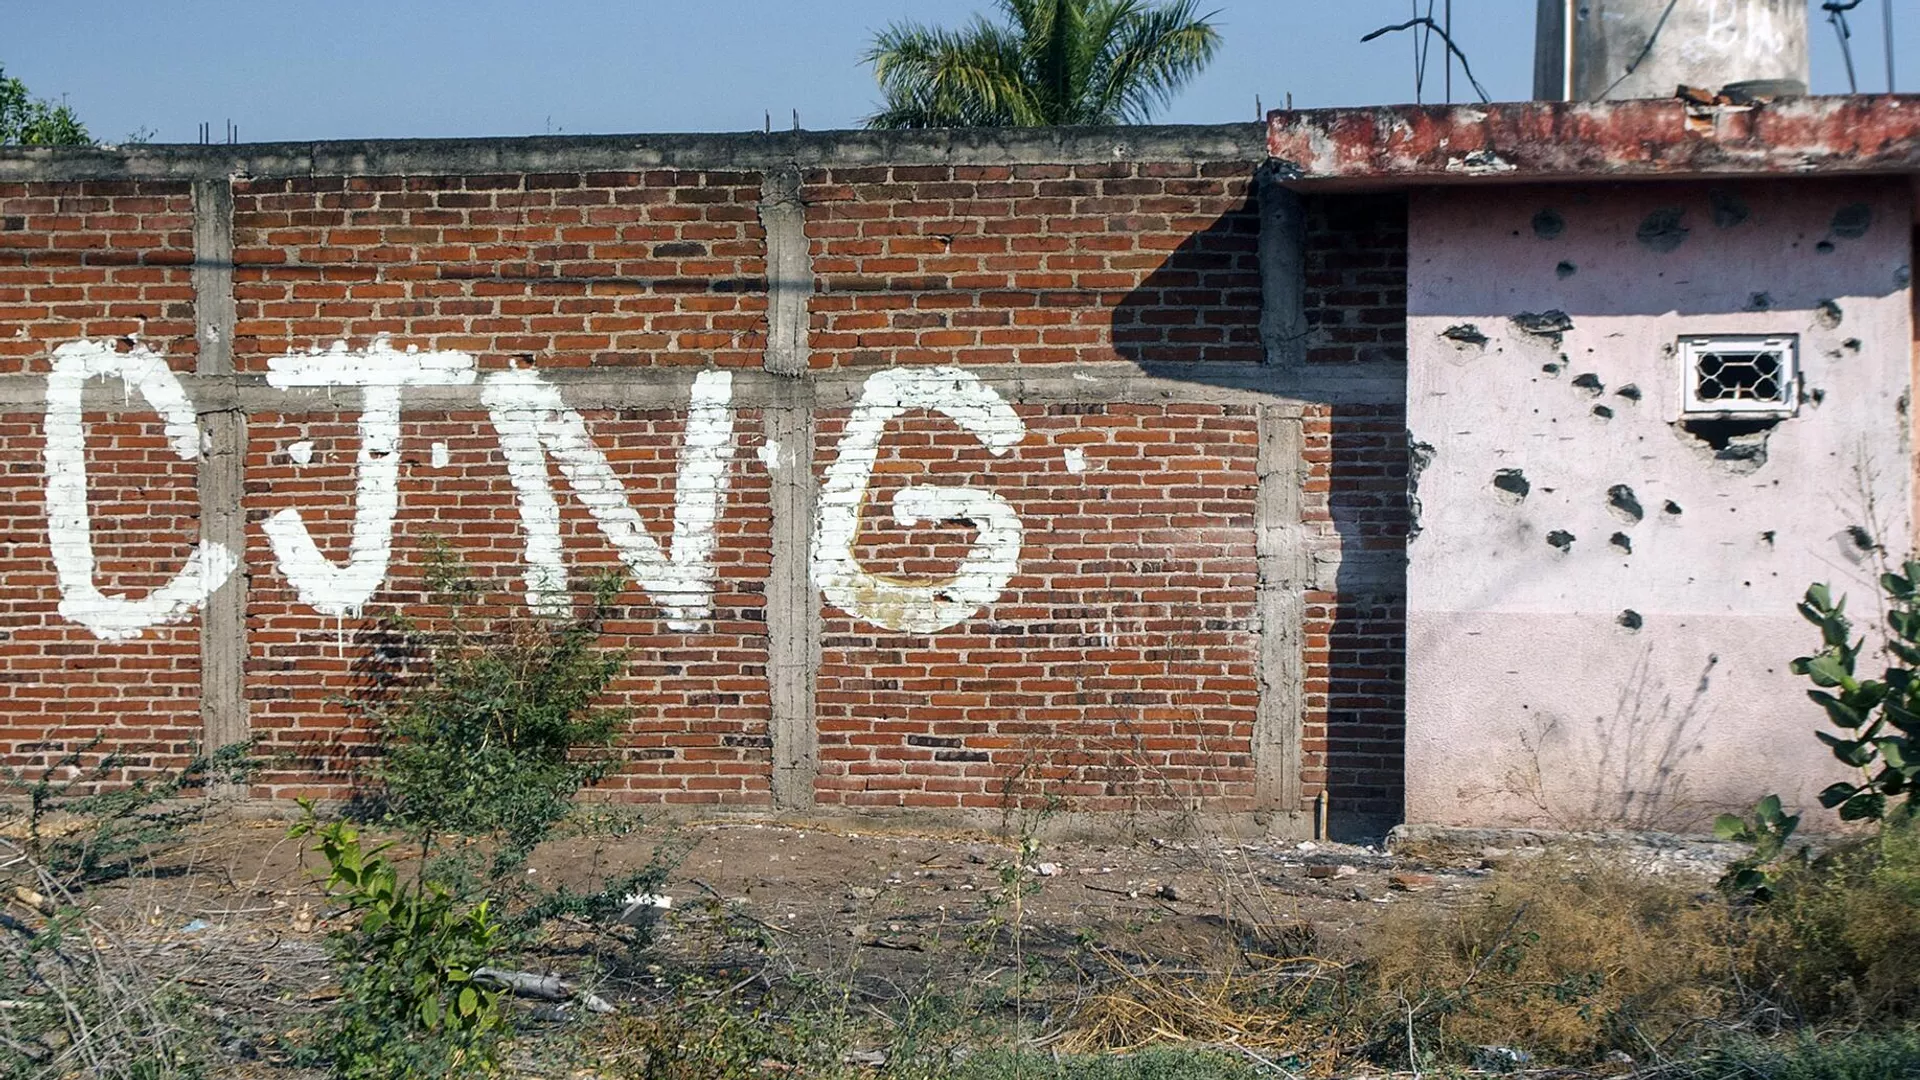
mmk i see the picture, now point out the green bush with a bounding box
[1790,569,1920,823]
[293,810,506,1080]
[1749,811,1920,1022]
[358,553,627,865]
[302,551,677,1078]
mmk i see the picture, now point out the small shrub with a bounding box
[1716,794,1806,901]
[1747,810,1920,1022]
[1363,854,1738,1066]
[303,552,675,1078]
[358,553,627,865]
[0,740,253,890]
[293,809,506,1080]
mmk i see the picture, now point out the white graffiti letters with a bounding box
[42,342,1027,638]
[43,341,239,640]
[263,341,477,616]
[482,368,736,629]
[814,367,1025,633]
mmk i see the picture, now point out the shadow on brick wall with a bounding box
[1111,191,1410,840]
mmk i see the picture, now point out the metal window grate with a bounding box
[1680,335,1798,416]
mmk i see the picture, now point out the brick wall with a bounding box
[814,402,1261,811]
[0,181,196,371]
[0,408,204,781]
[0,137,1411,831]
[231,171,766,369]
[1301,193,1408,365]
[1301,401,1408,824]
[243,408,774,803]
[805,162,1260,366]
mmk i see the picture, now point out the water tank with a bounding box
[1535,0,1809,101]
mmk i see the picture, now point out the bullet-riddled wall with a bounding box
[1404,179,1913,829]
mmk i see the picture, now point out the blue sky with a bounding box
[2,1,1912,143]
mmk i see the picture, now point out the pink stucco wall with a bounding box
[1405,178,1913,830]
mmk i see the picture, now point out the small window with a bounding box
[1680,334,1798,417]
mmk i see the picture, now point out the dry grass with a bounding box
[1364,853,1740,1066]
[1057,948,1357,1075]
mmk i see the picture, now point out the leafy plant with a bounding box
[1790,571,1920,823]
[1745,810,1920,1023]
[355,548,628,868]
[1716,794,1805,901]
[865,0,1221,128]
[292,808,506,1080]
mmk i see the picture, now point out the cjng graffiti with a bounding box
[43,340,1028,641]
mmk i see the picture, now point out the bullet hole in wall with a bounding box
[1674,417,1776,474]
[1491,468,1530,501]
[1409,439,1435,540]
[1532,208,1565,239]
[1610,532,1632,553]
[1556,260,1577,279]
[1615,384,1641,401]
[1815,240,1836,254]
[1542,362,1562,375]
[1816,299,1843,329]
[1441,324,1489,346]
[1761,530,1775,547]
[1746,292,1773,311]
[1664,500,1683,516]
[1848,525,1879,552]
[1709,189,1750,228]
[1592,404,1613,419]
[1607,484,1644,522]
[1572,373,1604,394]
[1512,310,1574,338]
[1546,530,1575,552]
[1637,207,1689,252]
[1618,609,1644,630]
[1832,203,1873,239]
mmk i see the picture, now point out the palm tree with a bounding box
[864,0,1222,129]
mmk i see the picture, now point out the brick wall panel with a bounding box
[813,403,1262,811]
[231,173,767,370]
[0,410,203,781]
[0,182,197,372]
[244,409,773,803]
[804,163,1262,367]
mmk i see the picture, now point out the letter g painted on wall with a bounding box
[814,367,1025,633]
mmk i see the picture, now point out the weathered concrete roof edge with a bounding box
[1267,94,1920,187]
[0,123,1268,182]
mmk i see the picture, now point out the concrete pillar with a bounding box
[1254,406,1308,822]
[1538,0,1809,101]
[192,178,249,776]
[757,164,821,810]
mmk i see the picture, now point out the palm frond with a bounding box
[864,0,1219,128]
[1091,0,1222,124]
[865,18,1039,128]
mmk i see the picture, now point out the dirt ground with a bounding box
[48,810,1732,1076]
